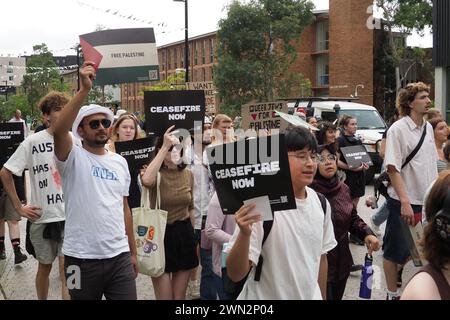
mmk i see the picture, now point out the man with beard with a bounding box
[53,62,138,300]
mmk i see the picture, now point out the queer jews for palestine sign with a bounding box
[0,122,24,156]
[340,145,373,169]
[79,28,159,86]
[144,90,205,137]
[207,134,296,216]
[186,82,217,114]
[114,136,156,170]
[241,102,288,131]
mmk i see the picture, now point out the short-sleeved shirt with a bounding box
[385,116,438,205]
[225,187,337,300]
[55,145,131,259]
[3,130,76,223]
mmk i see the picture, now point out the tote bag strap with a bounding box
[140,172,162,210]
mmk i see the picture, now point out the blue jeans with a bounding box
[372,201,389,226]
[200,248,228,300]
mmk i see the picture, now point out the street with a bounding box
[0,184,418,300]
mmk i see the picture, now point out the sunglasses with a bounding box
[86,119,112,130]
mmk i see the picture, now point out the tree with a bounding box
[214,0,315,116]
[21,44,69,116]
[0,94,30,122]
[376,0,432,93]
[142,71,186,92]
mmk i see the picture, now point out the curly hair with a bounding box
[315,121,337,145]
[37,91,71,115]
[396,82,430,117]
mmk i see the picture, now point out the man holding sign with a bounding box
[224,127,337,299]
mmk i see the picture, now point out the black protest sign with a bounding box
[207,134,296,215]
[340,145,373,169]
[0,122,25,156]
[114,136,156,170]
[241,101,288,131]
[144,90,205,137]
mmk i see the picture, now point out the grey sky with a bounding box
[0,0,429,57]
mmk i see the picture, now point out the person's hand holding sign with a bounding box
[235,203,261,237]
[79,61,96,92]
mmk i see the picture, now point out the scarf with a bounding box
[311,171,341,196]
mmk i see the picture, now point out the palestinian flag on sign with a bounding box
[79,28,159,86]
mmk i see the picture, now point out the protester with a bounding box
[337,115,369,209]
[315,121,338,146]
[310,143,380,300]
[0,91,75,300]
[307,116,318,128]
[383,82,438,300]
[428,117,449,173]
[401,171,450,300]
[211,114,235,145]
[9,109,29,137]
[205,192,236,300]
[107,113,143,209]
[225,127,337,299]
[53,62,138,300]
[141,125,198,300]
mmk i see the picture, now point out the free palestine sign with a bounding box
[79,28,159,85]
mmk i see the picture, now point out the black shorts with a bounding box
[164,219,199,273]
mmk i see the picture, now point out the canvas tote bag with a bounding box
[133,172,168,277]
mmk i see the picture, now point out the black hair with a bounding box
[315,121,337,145]
[284,126,317,153]
[155,136,187,171]
[317,143,338,155]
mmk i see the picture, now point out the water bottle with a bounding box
[359,253,373,299]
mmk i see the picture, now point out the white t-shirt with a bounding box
[55,144,131,259]
[225,187,337,300]
[385,116,438,205]
[4,130,75,224]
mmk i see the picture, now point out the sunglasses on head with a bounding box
[86,119,112,130]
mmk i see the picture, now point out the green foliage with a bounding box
[214,0,314,115]
[0,94,31,122]
[21,44,69,116]
[141,71,186,92]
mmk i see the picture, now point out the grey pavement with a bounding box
[1,185,418,300]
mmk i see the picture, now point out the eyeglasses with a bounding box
[288,152,320,164]
[86,119,112,130]
[317,154,337,163]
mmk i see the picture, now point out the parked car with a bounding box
[285,97,387,184]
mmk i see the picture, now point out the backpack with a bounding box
[222,192,328,299]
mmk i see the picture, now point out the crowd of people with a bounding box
[0,62,449,300]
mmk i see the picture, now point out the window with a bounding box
[202,67,206,81]
[316,55,329,86]
[8,61,13,66]
[202,40,206,65]
[316,21,329,51]
[209,38,214,63]
[168,49,171,70]
[181,46,184,68]
[161,50,166,71]
[9,76,14,81]
[194,69,198,81]
[194,42,198,65]
[174,47,178,69]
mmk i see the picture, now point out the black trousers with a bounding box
[64,251,137,300]
[327,277,349,300]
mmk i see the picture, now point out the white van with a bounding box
[287,98,387,183]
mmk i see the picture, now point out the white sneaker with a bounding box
[370,214,382,236]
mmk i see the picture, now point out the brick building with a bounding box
[121,0,407,114]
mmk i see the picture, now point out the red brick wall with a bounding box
[329,0,374,105]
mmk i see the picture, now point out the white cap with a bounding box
[115,109,127,119]
[72,104,114,140]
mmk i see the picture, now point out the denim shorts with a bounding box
[382,198,422,265]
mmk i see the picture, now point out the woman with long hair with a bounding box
[141,126,198,300]
[401,171,450,300]
[428,117,449,173]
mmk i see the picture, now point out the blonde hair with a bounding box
[108,114,140,152]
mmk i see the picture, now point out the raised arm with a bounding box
[53,62,95,161]
[141,125,178,187]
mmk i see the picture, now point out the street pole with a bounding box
[184,0,189,84]
[4,80,8,102]
[77,45,81,91]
